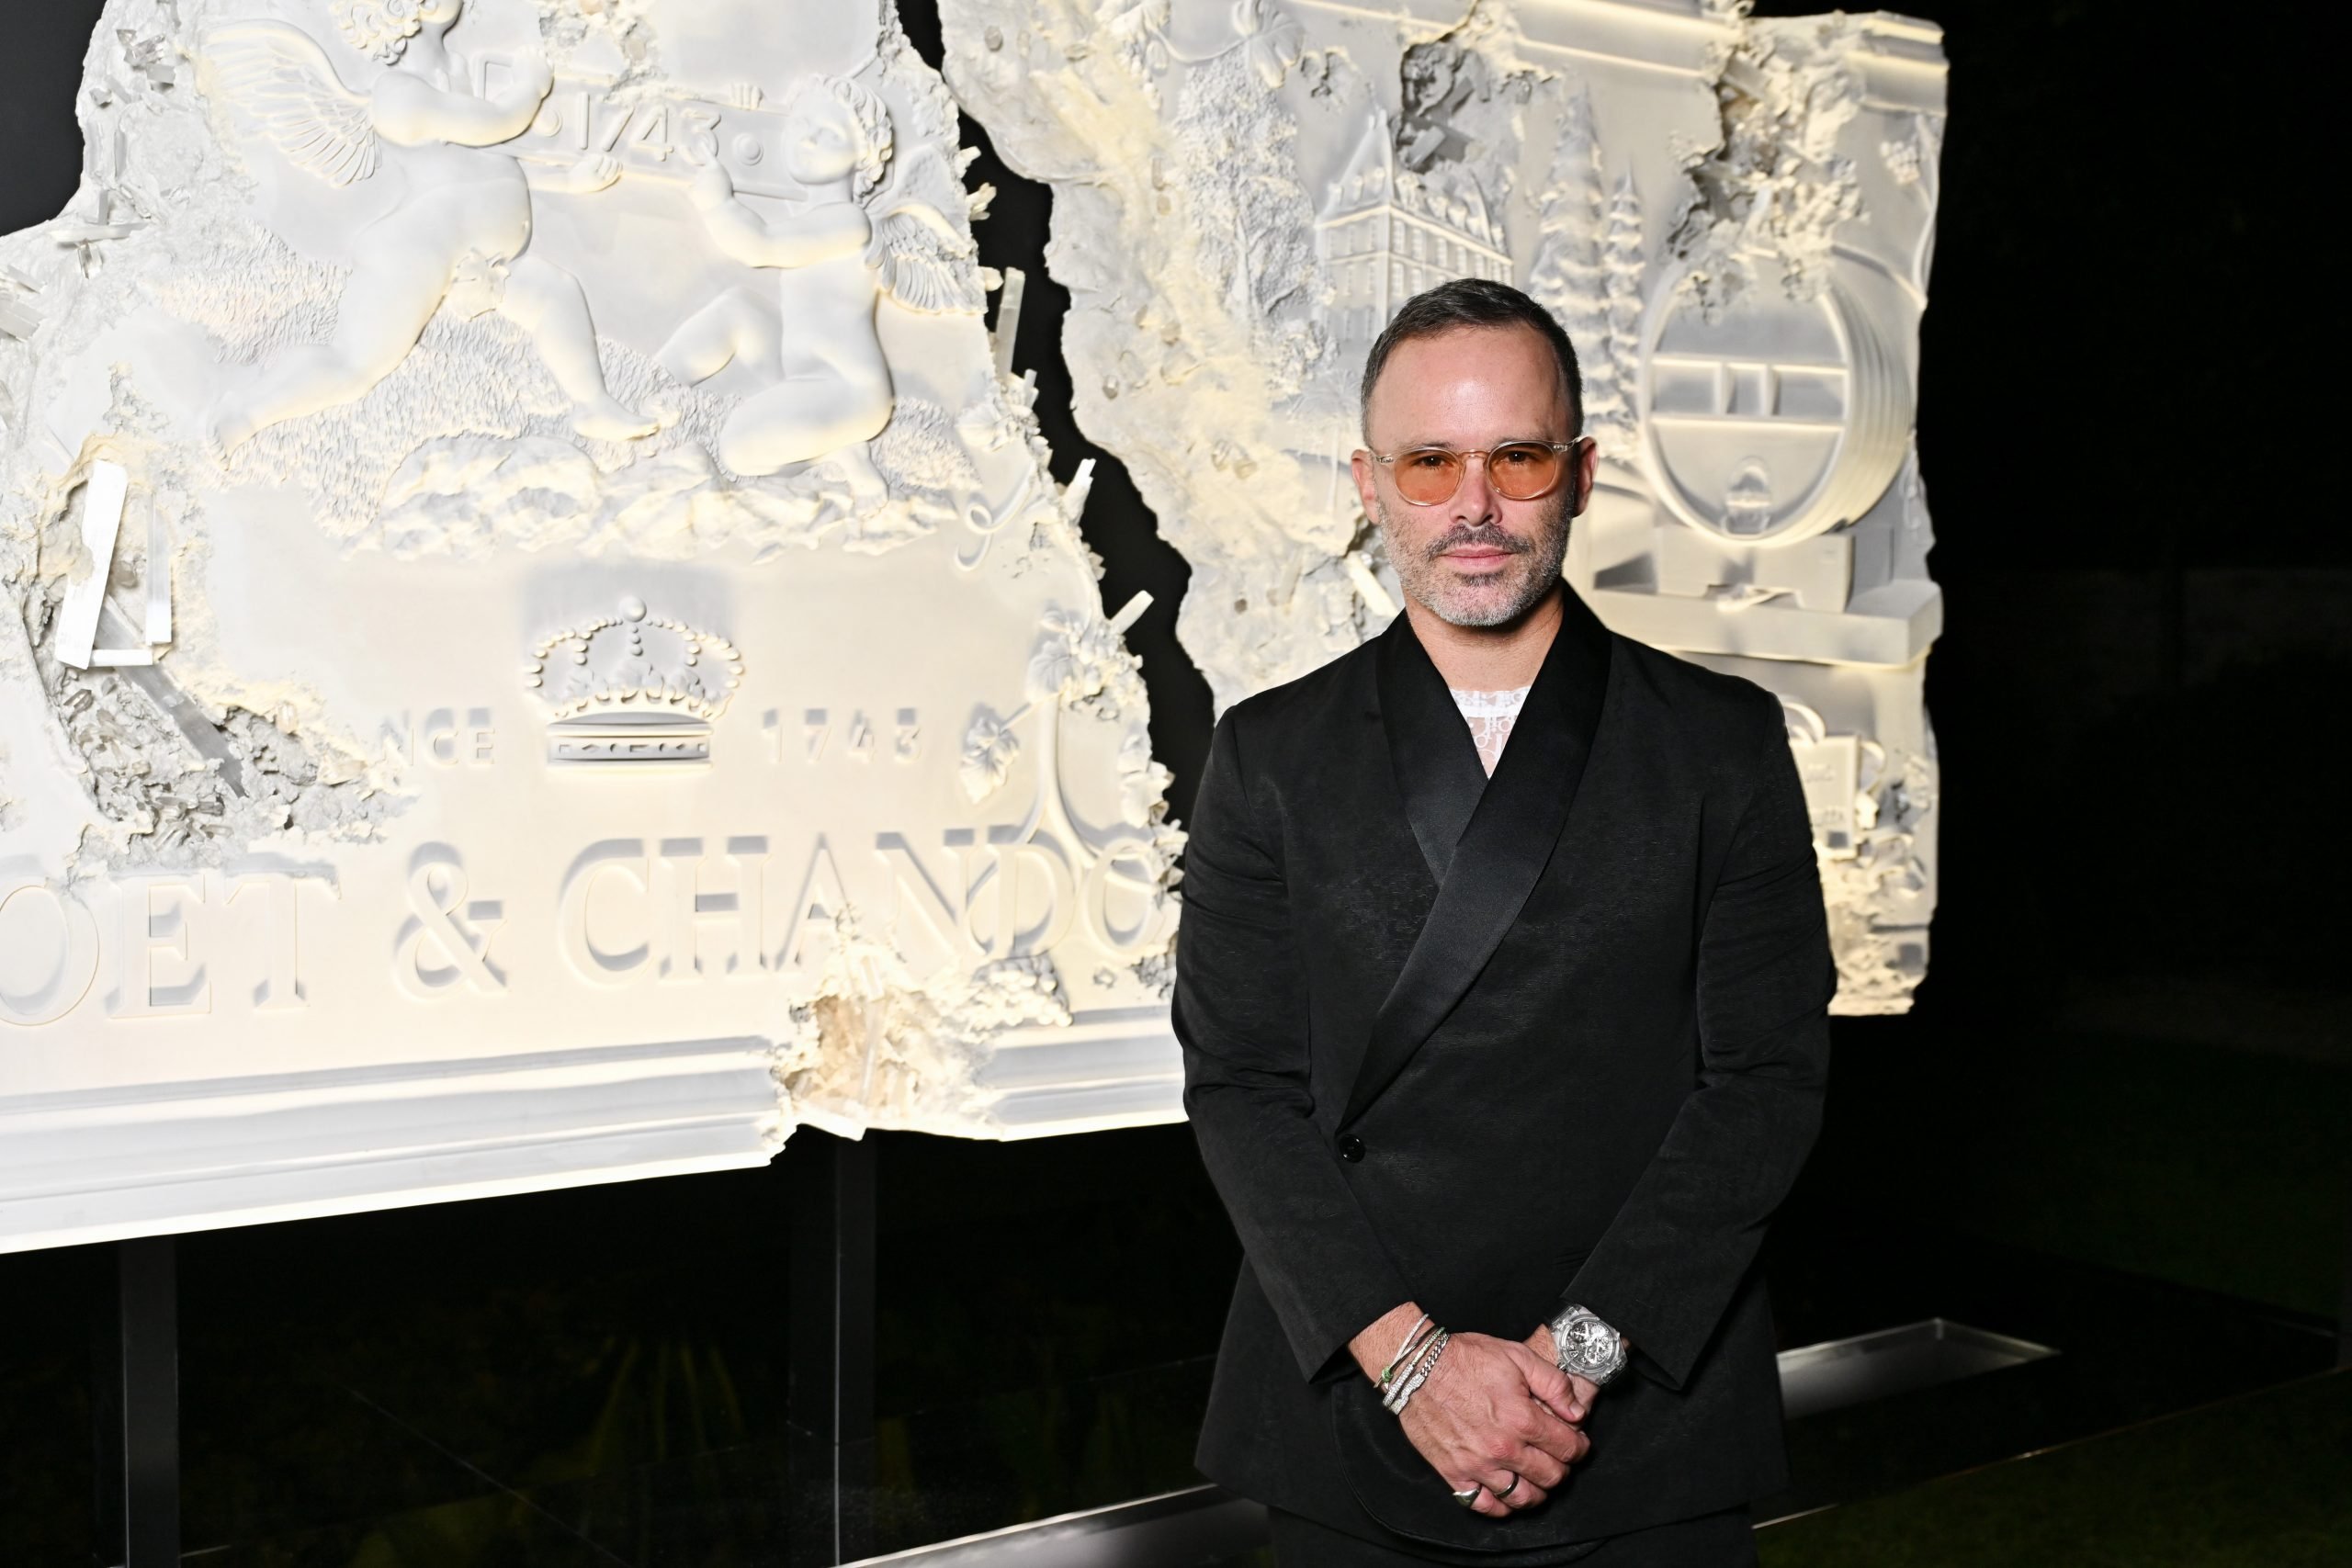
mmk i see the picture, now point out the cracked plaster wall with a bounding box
[942,0,1946,1011]
[0,0,1180,1161]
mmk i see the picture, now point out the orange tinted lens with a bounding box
[1393,448,1464,503]
[1487,443,1563,501]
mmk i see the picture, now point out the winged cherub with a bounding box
[201,0,655,451]
[656,74,984,494]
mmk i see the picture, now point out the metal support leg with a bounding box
[2338,1164,2352,1369]
[91,1235,178,1568]
[789,1131,877,1565]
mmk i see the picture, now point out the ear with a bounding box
[1350,447,1382,523]
[1569,436,1600,517]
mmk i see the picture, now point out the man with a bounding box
[1174,278,1834,1566]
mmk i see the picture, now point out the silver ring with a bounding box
[1451,1483,1482,1508]
[1493,1473,1521,1502]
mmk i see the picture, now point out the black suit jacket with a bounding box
[1174,587,1834,1559]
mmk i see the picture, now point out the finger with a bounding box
[1511,1440,1567,1490]
[1484,1469,1548,1511]
[1466,1477,1524,1517]
[1511,1438,1569,1489]
[1516,1346,1576,1415]
[1552,1419,1589,1476]
[1517,1344,1598,1425]
[1510,1410,1588,1474]
[1525,1402,1585,1464]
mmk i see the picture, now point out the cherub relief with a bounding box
[201,0,655,450]
[656,75,982,493]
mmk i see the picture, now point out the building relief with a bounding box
[0,0,1181,1248]
[943,0,1945,1011]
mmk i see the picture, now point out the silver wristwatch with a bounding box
[1546,1303,1627,1385]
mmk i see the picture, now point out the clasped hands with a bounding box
[1349,1303,1609,1520]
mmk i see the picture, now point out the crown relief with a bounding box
[524,594,745,720]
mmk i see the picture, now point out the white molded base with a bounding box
[0,1010,1190,1253]
[0,1037,780,1253]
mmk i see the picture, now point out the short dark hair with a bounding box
[1359,278,1584,440]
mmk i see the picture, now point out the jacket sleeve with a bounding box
[1556,697,1835,1391]
[1176,710,1415,1383]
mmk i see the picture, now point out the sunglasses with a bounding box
[1365,438,1589,506]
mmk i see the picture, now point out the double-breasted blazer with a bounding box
[1173,585,1835,1560]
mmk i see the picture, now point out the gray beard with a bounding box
[1374,490,1573,630]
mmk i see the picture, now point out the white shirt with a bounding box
[1449,684,1532,777]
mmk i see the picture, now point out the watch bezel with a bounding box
[1548,1303,1627,1385]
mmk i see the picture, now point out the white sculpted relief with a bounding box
[660,75,985,491]
[942,0,1945,1012]
[201,3,658,449]
[0,0,1181,1250]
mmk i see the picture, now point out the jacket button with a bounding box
[1337,1134,1366,1163]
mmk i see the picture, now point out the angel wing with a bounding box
[864,145,987,315]
[201,21,379,188]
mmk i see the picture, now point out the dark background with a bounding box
[2,2,2346,1562]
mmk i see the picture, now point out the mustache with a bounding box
[1423,525,1532,562]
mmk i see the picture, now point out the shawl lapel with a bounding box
[1341,589,1613,1130]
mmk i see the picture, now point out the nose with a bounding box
[1450,451,1500,524]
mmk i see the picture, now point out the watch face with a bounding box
[1561,1314,1619,1371]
